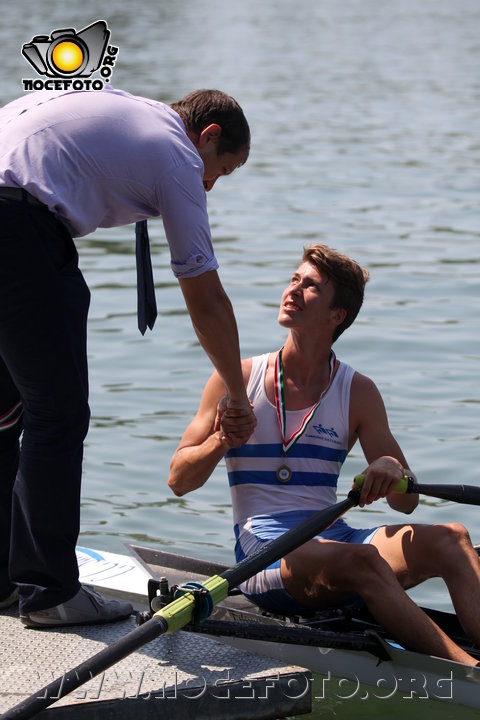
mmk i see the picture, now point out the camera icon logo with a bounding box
[22,20,110,79]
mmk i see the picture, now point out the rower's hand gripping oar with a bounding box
[354,474,480,506]
[3,487,361,720]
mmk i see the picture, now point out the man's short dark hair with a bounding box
[171,89,250,162]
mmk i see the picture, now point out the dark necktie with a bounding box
[135,220,158,334]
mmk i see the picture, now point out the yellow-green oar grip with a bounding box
[354,473,409,494]
[153,575,229,634]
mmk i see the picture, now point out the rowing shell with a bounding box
[76,544,480,709]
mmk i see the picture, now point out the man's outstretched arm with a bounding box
[178,271,254,417]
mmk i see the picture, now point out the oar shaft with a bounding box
[412,483,480,506]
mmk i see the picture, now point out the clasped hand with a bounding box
[215,395,256,447]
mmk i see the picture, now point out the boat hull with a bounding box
[218,633,480,707]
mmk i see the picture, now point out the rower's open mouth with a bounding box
[283,301,301,311]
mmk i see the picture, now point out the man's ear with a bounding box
[198,123,222,149]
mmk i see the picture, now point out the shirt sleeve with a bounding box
[156,163,219,278]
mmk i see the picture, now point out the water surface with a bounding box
[1,1,479,715]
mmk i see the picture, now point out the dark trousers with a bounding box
[0,198,90,612]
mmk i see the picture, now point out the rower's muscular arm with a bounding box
[168,359,255,497]
[349,372,418,514]
[168,371,227,496]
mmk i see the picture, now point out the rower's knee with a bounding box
[433,522,472,554]
[417,523,474,577]
[339,544,391,594]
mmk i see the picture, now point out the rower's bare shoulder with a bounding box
[241,357,253,385]
[350,370,378,394]
[350,370,380,398]
[349,371,386,423]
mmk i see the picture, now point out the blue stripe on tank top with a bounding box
[227,470,338,487]
[226,442,347,463]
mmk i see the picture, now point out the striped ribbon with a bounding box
[274,347,337,455]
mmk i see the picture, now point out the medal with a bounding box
[276,464,292,483]
[274,347,337,482]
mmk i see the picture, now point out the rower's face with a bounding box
[278,262,341,330]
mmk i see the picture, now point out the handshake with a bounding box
[215,396,256,448]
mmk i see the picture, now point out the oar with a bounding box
[4,487,361,720]
[354,474,480,506]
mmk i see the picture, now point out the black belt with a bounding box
[0,186,46,208]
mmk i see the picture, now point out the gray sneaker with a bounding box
[20,585,133,628]
[0,586,19,610]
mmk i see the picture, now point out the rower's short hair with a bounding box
[171,89,250,162]
[303,244,370,342]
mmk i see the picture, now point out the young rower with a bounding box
[168,244,480,664]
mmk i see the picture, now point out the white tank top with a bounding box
[225,353,355,547]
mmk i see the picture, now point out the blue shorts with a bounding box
[239,518,381,615]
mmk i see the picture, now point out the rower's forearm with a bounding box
[168,433,227,497]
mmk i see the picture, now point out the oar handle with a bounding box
[354,474,480,506]
[354,473,413,494]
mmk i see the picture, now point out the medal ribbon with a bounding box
[274,347,337,455]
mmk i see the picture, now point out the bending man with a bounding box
[0,86,255,627]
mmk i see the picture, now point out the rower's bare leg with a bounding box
[281,539,478,665]
[370,522,480,648]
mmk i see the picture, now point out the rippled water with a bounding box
[2,1,480,716]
